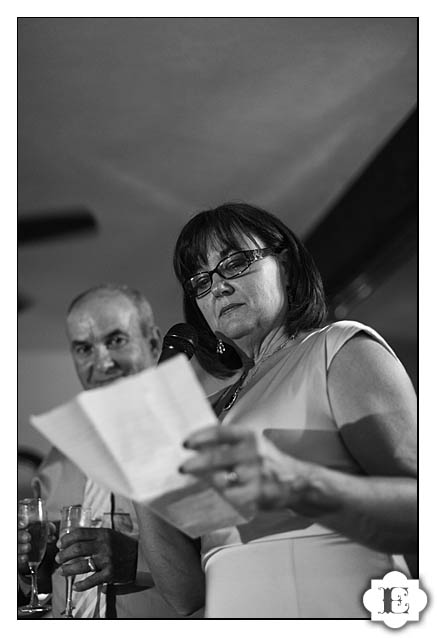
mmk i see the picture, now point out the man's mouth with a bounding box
[91,376,122,388]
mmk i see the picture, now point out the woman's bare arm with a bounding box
[273,333,417,553]
[133,503,205,616]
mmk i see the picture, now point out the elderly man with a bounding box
[18,284,191,618]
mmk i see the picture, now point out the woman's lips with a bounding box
[219,303,243,317]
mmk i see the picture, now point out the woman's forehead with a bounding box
[199,233,264,267]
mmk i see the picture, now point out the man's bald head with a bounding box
[67,284,156,339]
[66,284,161,390]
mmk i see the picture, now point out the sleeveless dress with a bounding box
[201,321,411,618]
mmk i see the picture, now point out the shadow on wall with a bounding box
[334,253,417,392]
[18,349,81,458]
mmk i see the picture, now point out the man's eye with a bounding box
[107,335,128,348]
[74,345,91,356]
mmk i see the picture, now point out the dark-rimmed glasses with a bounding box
[184,248,277,298]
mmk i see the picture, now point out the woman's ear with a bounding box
[278,248,289,266]
[277,249,290,281]
[277,248,290,289]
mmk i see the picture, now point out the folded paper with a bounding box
[31,355,249,536]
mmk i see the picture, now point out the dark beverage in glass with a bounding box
[18,498,51,615]
[26,521,49,565]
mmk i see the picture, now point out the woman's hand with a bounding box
[179,425,351,520]
[179,423,417,555]
[179,425,300,516]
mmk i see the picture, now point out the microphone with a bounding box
[158,323,198,364]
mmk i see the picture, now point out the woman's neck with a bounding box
[232,326,291,370]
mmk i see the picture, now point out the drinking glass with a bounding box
[17,498,51,615]
[101,512,136,589]
[102,512,134,536]
[59,505,91,619]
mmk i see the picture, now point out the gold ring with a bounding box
[87,556,97,572]
[224,469,240,487]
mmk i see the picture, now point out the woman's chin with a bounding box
[219,327,253,345]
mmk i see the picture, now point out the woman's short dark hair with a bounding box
[173,202,327,377]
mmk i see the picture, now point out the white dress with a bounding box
[201,321,411,618]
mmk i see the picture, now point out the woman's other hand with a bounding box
[179,425,307,516]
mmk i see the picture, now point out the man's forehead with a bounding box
[67,292,139,338]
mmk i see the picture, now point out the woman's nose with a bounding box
[211,273,234,297]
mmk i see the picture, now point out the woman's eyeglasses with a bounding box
[184,248,276,298]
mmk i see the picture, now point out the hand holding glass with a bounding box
[59,505,91,619]
[18,498,50,615]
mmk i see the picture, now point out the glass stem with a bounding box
[28,564,39,608]
[65,575,75,616]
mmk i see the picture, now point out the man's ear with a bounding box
[149,326,162,360]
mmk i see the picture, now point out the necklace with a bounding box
[222,333,297,412]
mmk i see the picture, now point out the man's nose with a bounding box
[94,345,114,371]
[211,273,234,297]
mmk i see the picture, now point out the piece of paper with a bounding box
[30,355,249,537]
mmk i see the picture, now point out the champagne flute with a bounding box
[17,498,51,615]
[59,505,91,619]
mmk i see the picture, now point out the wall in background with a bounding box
[18,350,81,456]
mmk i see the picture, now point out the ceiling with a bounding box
[18,18,417,363]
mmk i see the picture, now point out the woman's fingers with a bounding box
[180,426,259,475]
[180,442,258,475]
[183,424,254,450]
[208,465,266,518]
[180,426,290,512]
[208,463,258,490]
[208,460,287,512]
